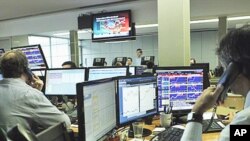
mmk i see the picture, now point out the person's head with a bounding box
[217,25,250,95]
[136,48,143,58]
[126,57,133,66]
[62,61,77,68]
[146,61,154,69]
[0,50,29,79]
[115,62,123,66]
[190,58,196,65]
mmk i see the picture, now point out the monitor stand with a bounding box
[128,124,152,138]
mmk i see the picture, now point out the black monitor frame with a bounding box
[11,44,48,70]
[0,48,5,57]
[44,68,87,96]
[116,75,158,127]
[154,66,205,117]
[77,78,116,141]
[141,56,155,65]
[93,57,105,66]
[86,66,129,81]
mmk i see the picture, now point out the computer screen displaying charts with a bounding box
[11,44,48,70]
[45,68,85,95]
[117,76,157,126]
[156,67,204,114]
[88,67,128,81]
[77,78,116,141]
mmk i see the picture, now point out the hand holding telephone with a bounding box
[25,68,44,91]
[216,62,242,102]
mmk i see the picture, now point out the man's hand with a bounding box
[192,85,224,114]
[30,75,44,91]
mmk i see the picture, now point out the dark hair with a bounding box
[0,50,28,78]
[62,61,77,68]
[147,61,154,69]
[217,25,250,79]
[127,57,133,62]
[136,48,143,54]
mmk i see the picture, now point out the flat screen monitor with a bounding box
[11,44,48,70]
[141,56,155,65]
[129,66,135,75]
[135,66,145,75]
[113,57,127,66]
[32,70,45,77]
[77,78,116,141]
[116,75,157,126]
[87,66,128,81]
[191,63,210,89]
[0,48,5,57]
[45,68,86,95]
[155,66,205,116]
[93,58,105,66]
[92,10,134,42]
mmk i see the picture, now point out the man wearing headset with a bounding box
[181,25,250,140]
[0,50,70,133]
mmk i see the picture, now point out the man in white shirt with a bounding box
[135,48,143,66]
[181,25,250,141]
[0,50,71,133]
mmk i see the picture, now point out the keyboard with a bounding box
[151,127,184,141]
[202,119,225,133]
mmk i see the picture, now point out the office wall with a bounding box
[191,30,219,70]
[81,35,158,67]
[81,30,219,69]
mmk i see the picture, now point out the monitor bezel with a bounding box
[86,66,129,81]
[154,66,205,116]
[11,44,49,71]
[44,68,87,96]
[77,78,116,141]
[91,10,133,42]
[116,75,158,127]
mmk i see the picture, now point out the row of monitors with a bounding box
[76,65,207,141]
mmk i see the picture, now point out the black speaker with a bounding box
[78,14,92,29]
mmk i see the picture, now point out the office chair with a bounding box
[36,122,72,141]
[0,128,8,141]
[7,124,38,141]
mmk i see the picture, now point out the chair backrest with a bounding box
[7,124,38,141]
[0,128,8,141]
[36,122,71,141]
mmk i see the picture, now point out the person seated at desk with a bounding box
[181,25,250,141]
[142,61,154,75]
[0,50,70,133]
[126,57,133,66]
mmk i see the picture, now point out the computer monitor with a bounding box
[45,68,86,95]
[113,57,127,66]
[0,73,3,80]
[155,66,205,117]
[87,66,128,81]
[93,58,105,66]
[141,56,155,65]
[32,70,45,77]
[11,44,48,70]
[191,63,210,89]
[129,66,135,75]
[0,48,5,57]
[116,75,157,137]
[135,66,145,75]
[77,78,116,141]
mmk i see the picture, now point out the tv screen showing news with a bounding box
[155,66,204,115]
[45,68,86,95]
[88,66,128,81]
[11,44,48,70]
[92,10,132,42]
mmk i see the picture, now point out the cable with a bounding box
[203,106,217,132]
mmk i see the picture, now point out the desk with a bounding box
[71,125,220,141]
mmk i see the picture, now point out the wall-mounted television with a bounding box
[92,10,135,42]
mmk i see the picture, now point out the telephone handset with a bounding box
[217,62,242,102]
[25,67,34,83]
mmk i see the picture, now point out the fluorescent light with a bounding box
[135,24,158,28]
[78,29,92,34]
[105,40,131,44]
[190,19,219,24]
[53,29,92,36]
[53,32,69,36]
[228,16,250,21]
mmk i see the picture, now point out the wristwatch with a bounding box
[187,112,203,124]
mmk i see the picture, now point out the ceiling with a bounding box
[1,0,250,39]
